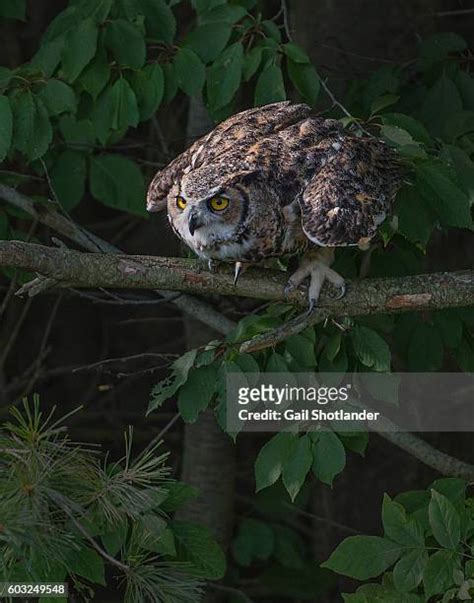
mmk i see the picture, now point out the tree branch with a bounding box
[0,184,235,335]
[1,239,473,479]
[1,241,472,318]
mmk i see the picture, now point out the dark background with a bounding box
[1,1,474,601]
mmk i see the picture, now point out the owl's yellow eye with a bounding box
[176,196,187,210]
[209,196,229,212]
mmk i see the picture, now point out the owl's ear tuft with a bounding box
[146,193,166,213]
[146,180,167,213]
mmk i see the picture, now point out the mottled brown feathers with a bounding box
[146,101,402,263]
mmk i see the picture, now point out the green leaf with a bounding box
[322,536,402,580]
[61,18,98,82]
[79,48,111,100]
[161,482,199,513]
[51,150,87,211]
[393,549,428,593]
[407,323,443,371]
[113,78,139,129]
[456,70,474,111]
[38,79,76,115]
[285,334,316,367]
[266,352,289,372]
[30,37,65,77]
[162,63,178,103]
[431,477,466,504]
[421,74,463,139]
[137,0,176,42]
[254,64,286,106]
[191,0,226,12]
[59,115,95,149]
[174,48,206,97]
[381,124,415,147]
[282,42,310,64]
[0,0,26,20]
[455,338,474,372]
[432,311,463,349]
[184,22,232,64]
[200,4,246,24]
[105,20,146,69]
[420,32,466,60]
[382,113,431,145]
[11,92,52,161]
[440,145,474,206]
[92,79,139,144]
[178,364,218,422]
[382,495,425,547]
[206,42,243,111]
[325,333,342,362]
[172,521,226,579]
[351,326,391,372]
[0,96,13,162]
[243,46,263,81]
[396,185,435,247]
[130,64,164,121]
[261,19,281,42]
[282,435,312,501]
[287,59,320,105]
[148,349,197,413]
[428,490,461,549]
[232,518,274,566]
[101,523,128,557]
[423,550,457,599]
[370,94,399,116]
[311,430,346,486]
[68,546,106,586]
[255,432,294,492]
[89,154,145,215]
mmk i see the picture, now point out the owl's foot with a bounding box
[208,259,218,273]
[285,248,345,312]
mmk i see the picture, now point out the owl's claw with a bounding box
[334,281,346,300]
[233,262,243,286]
[208,259,217,273]
[284,280,296,299]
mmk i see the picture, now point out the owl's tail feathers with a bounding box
[284,247,345,314]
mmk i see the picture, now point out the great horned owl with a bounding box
[147,101,402,309]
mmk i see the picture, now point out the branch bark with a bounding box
[1,240,472,318]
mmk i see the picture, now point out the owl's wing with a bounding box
[147,101,311,211]
[298,137,402,247]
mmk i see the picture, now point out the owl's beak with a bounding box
[188,212,203,236]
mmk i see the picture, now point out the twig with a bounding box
[428,8,474,17]
[208,583,254,603]
[72,352,177,373]
[283,502,361,535]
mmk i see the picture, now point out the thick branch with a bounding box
[0,184,235,335]
[1,241,472,318]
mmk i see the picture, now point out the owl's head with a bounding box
[164,164,258,258]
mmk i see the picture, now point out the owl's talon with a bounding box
[284,281,296,298]
[208,259,217,273]
[307,298,317,315]
[334,281,346,300]
[233,262,243,286]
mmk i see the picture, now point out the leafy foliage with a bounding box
[325,479,474,602]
